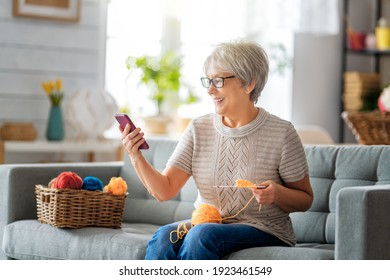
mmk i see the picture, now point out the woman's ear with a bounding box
[245,79,256,94]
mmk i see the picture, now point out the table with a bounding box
[0,140,122,164]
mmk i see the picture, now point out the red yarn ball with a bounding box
[52,171,83,190]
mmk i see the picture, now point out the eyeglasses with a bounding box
[200,76,236,88]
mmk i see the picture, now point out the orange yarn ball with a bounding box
[52,171,83,190]
[191,204,222,227]
[104,177,127,196]
[48,177,56,188]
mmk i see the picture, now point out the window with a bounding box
[105,0,294,121]
[105,0,163,117]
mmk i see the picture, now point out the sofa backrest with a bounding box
[292,145,390,244]
[120,138,197,225]
[120,139,390,245]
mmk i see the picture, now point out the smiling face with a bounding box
[206,69,255,121]
[203,40,269,107]
[202,40,268,127]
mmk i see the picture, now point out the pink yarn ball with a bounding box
[378,86,390,113]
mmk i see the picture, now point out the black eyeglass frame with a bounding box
[200,75,236,88]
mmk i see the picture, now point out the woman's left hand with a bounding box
[251,180,280,205]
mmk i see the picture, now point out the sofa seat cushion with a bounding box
[225,244,334,260]
[2,220,159,260]
[3,220,335,260]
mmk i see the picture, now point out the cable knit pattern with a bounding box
[167,108,308,246]
[216,136,250,185]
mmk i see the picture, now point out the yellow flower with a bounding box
[54,79,62,91]
[41,82,53,95]
[41,79,64,106]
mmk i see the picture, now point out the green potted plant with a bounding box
[126,51,197,133]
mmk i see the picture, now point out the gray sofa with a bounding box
[1,138,390,260]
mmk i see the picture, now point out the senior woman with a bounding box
[120,39,313,260]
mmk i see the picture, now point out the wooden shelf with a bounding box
[0,139,122,163]
[340,0,385,142]
[347,48,390,55]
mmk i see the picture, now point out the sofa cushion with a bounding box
[225,244,334,260]
[2,220,159,260]
[295,145,390,245]
[3,220,335,260]
[120,139,197,225]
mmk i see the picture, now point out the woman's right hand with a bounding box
[119,124,146,162]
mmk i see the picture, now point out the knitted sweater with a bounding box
[167,108,308,246]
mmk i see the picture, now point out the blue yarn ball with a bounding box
[82,176,103,191]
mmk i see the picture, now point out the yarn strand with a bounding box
[170,195,259,243]
[170,222,190,243]
[222,194,256,221]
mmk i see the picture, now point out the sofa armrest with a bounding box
[0,162,122,259]
[335,184,390,260]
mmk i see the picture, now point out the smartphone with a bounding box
[115,114,149,149]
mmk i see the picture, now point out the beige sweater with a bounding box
[167,108,308,246]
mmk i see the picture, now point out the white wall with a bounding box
[292,33,342,143]
[0,0,115,163]
[0,0,108,139]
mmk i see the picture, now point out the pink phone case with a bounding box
[115,114,149,149]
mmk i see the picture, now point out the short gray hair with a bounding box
[203,39,269,103]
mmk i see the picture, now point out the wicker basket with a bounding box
[342,111,390,145]
[0,122,37,141]
[35,185,127,229]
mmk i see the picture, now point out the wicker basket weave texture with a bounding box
[0,123,37,141]
[35,185,127,229]
[342,111,390,145]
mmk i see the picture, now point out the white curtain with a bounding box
[295,0,340,34]
[246,0,339,35]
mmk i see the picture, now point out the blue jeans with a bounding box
[145,221,289,260]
